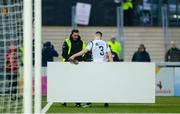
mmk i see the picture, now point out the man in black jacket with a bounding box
[165,41,180,62]
[62,29,86,62]
[61,29,86,107]
[132,44,151,62]
[42,41,59,67]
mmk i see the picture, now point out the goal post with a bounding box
[0,0,34,113]
[34,0,42,113]
[23,0,33,113]
[0,0,42,113]
[24,0,43,113]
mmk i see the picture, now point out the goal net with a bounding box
[0,0,24,113]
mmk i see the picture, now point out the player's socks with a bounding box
[82,104,92,108]
[75,103,81,107]
[62,103,67,107]
[104,103,109,107]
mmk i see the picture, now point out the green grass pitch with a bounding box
[42,96,180,113]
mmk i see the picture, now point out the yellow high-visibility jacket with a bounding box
[62,38,86,62]
[122,1,133,10]
[108,41,122,57]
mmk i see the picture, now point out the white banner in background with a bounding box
[156,67,174,96]
[75,2,91,25]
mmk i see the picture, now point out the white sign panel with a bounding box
[175,68,180,96]
[47,62,155,103]
[75,2,91,25]
[156,67,174,96]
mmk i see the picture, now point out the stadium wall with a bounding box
[42,26,180,62]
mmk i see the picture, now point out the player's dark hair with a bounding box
[96,31,102,37]
[71,29,79,34]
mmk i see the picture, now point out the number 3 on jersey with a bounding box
[99,46,104,56]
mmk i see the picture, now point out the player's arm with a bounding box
[68,49,89,62]
[107,51,113,62]
[62,41,69,61]
[107,45,113,62]
[69,41,92,62]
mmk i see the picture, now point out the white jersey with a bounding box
[86,39,111,62]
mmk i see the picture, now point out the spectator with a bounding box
[2,8,8,17]
[108,36,122,61]
[42,41,59,67]
[61,29,86,107]
[132,44,151,62]
[19,47,24,66]
[62,29,86,62]
[6,43,19,100]
[122,0,134,26]
[165,41,180,62]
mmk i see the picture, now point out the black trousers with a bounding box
[7,74,18,95]
[124,9,134,26]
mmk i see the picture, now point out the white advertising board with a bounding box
[175,68,180,96]
[47,62,155,103]
[156,67,174,96]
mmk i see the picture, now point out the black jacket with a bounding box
[62,36,84,62]
[165,48,180,62]
[112,51,120,62]
[42,46,59,67]
[132,51,151,62]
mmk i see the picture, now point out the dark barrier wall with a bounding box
[42,0,118,26]
[42,0,180,26]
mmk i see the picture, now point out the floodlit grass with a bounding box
[42,96,180,113]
